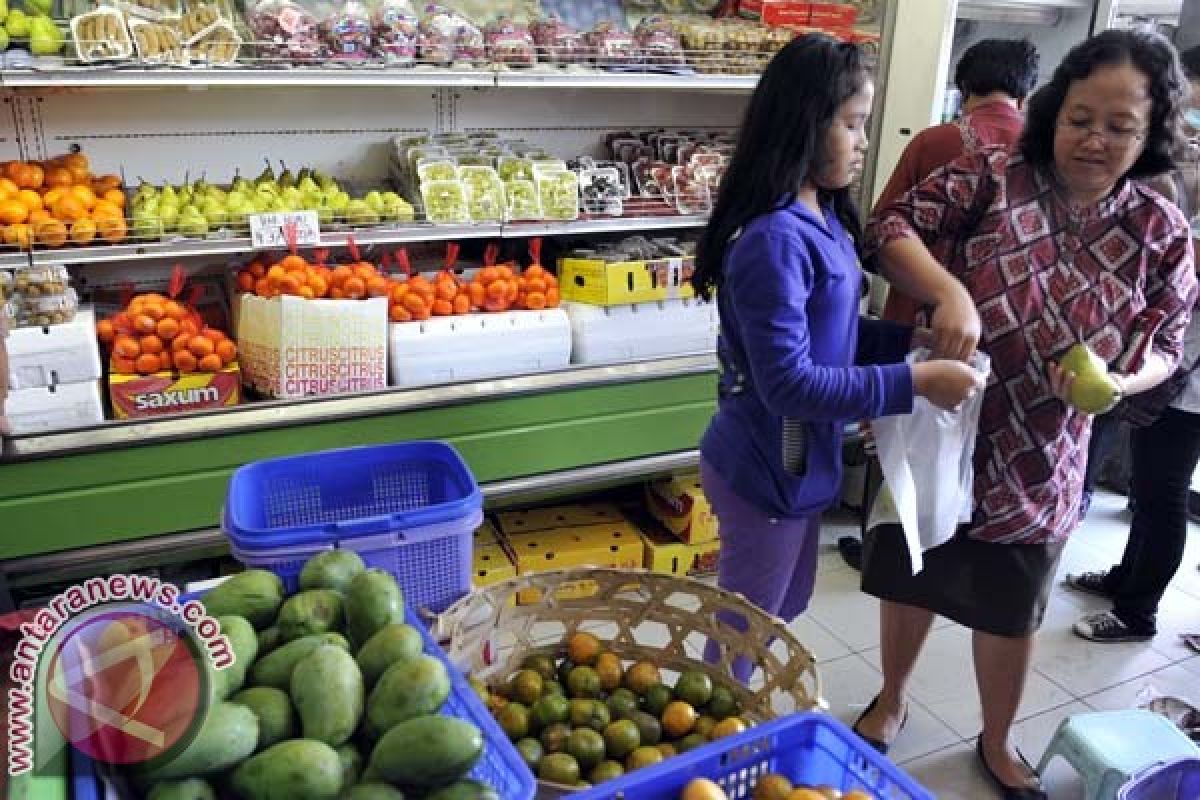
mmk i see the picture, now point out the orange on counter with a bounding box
[1,153,125,250]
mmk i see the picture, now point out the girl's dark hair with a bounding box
[692,35,871,300]
[1019,29,1188,180]
[1182,45,1200,81]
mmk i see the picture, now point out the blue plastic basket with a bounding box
[223,441,483,612]
[70,592,536,800]
[1119,757,1200,800]
[573,712,933,800]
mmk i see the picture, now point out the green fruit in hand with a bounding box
[1061,343,1121,413]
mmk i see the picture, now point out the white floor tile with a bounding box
[806,567,883,653]
[901,743,1001,800]
[1082,662,1200,711]
[1013,701,1092,800]
[788,613,852,664]
[1031,599,1173,696]
[1179,655,1200,676]
[858,624,1076,740]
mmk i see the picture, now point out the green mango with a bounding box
[335,742,362,789]
[251,633,349,689]
[256,626,282,656]
[278,589,344,642]
[355,623,422,689]
[299,550,366,593]
[365,655,449,736]
[212,615,257,700]
[230,687,295,751]
[231,739,342,800]
[344,570,404,647]
[366,715,482,792]
[340,784,406,800]
[291,645,363,746]
[202,571,284,630]
[146,778,217,800]
[140,702,258,782]
[425,781,500,800]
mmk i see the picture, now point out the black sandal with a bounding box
[975,738,1047,800]
[851,694,908,755]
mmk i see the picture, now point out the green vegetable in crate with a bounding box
[250,632,349,689]
[212,615,257,700]
[278,589,344,641]
[230,687,296,751]
[356,623,423,689]
[345,569,405,647]
[425,780,501,800]
[341,785,408,800]
[291,644,364,746]
[202,570,284,630]
[336,742,363,788]
[231,739,343,800]
[367,715,483,791]
[366,654,450,735]
[140,701,258,782]
[299,550,366,593]
[146,778,217,800]
[257,626,282,656]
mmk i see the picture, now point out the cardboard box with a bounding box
[109,363,241,418]
[237,295,388,399]
[559,255,695,306]
[508,522,645,604]
[645,473,719,545]
[473,542,518,589]
[6,307,103,390]
[7,380,105,434]
[475,519,502,546]
[640,522,721,579]
[738,1,858,27]
[497,503,627,537]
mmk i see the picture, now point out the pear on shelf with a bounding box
[1060,343,1122,414]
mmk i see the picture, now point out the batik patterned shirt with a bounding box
[866,147,1197,544]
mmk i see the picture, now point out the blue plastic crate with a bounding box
[1119,757,1200,800]
[573,712,933,800]
[224,441,483,612]
[70,592,536,800]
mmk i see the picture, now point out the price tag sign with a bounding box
[249,211,321,249]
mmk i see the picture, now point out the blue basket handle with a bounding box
[328,515,405,538]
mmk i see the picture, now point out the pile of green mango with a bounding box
[136,552,497,800]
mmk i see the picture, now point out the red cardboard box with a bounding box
[109,362,241,418]
[738,1,858,28]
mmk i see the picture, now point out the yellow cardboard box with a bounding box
[497,503,626,537]
[640,523,721,578]
[473,542,517,589]
[559,254,696,306]
[645,473,719,544]
[509,521,645,604]
[474,519,502,546]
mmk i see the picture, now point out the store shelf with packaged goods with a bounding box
[491,69,759,91]
[2,353,717,462]
[0,65,500,89]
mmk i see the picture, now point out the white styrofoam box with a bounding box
[6,381,105,435]
[6,307,103,390]
[389,309,571,388]
[566,298,718,365]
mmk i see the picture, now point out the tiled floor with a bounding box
[798,490,1200,799]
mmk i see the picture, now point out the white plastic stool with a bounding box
[1037,710,1200,800]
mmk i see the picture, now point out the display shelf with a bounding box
[0,250,29,270]
[501,213,708,238]
[493,70,759,91]
[2,353,716,461]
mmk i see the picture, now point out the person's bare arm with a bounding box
[876,238,980,362]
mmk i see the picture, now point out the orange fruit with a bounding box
[524,291,547,310]
[52,196,87,222]
[142,303,165,321]
[27,209,51,225]
[44,166,74,189]
[180,318,199,336]
[353,263,376,280]
[70,185,97,210]
[331,265,353,286]
[197,353,223,372]
[42,188,67,208]
[171,333,191,352]
[247,261,266,279]
[567,632,602,667]
[102,189,125,208]
[70,218,97,244]
[278,274,302,295]
[33,219,68,247]
[662,701,698,739]
[110,356,137,374]
[91,200,122,219]
[0,178,17,196]
[95,319,116,344]
[711,717,747,740]
[254,278,270,297]
[235,271,255,293]
[0,200,28,225]
[784,790,826,800]
[467,282,486,308]
[161,300,186,321]
[299,285,315,300]
[308,275,328,298]
[139,335,164,355]
[95,215,127,243]
[546,287,560,307]
[16,163,43,190]
[681,778,728,800]
[390,305,412,322]
[452,294,470,314]
[431,298,453,316]
[93,174,122,191]
[367,276,391,297]
[279,255,307,271]
[3,223,32,249]
[133,314,157,334]
[173,350,197,373]
[135,353,161,375]
[158,350,173,370]
[343,277,366,299]
[215,340,236,364]
[62,153,89,174]
[753,775,793,800]
[156,317,180,340]
[16,189,43,213]
[188,336,214,358]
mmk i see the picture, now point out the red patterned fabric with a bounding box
[867,148,1197,544]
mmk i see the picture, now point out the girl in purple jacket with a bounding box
[692,34,983,676]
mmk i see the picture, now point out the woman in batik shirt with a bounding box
[853,30,1196,800]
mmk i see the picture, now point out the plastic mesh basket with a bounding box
[1119,757,1200,800]
[572,712,933,800]
[224,441,483,612]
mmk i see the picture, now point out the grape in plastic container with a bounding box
[322,0,373,60]
[420,179,470,224]
[536,170,580,221]
[579,167,624,217]
[505,179,542,221]
[372,0,418,65]
[245,0,327,63]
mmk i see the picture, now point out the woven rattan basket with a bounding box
[438,567,823,797]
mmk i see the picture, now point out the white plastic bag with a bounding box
[867,349,990,574]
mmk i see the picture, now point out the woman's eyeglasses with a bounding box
[1057,118,1146,147]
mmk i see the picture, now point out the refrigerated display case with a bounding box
[0,1,933,597]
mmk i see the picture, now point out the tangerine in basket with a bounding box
[566,632,601,667]
[682,779,729,800]
[753,774,794,800]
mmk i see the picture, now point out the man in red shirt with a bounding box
[878,38,1040,325]
[841,39,1039,570]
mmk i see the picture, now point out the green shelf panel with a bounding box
[0,374,715,560]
